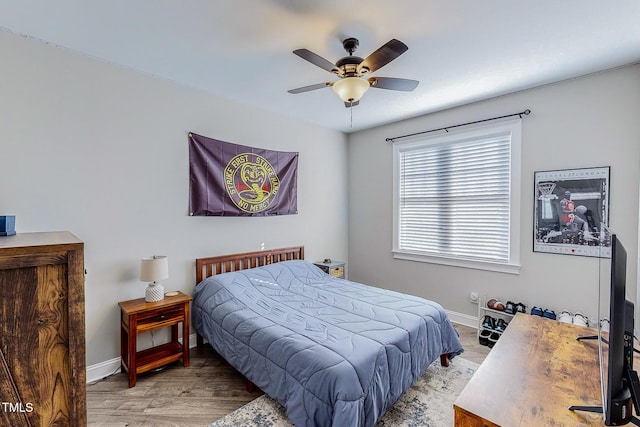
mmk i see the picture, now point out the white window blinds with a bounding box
[393,118,521,273]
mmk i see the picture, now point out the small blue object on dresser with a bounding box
[0,216,16,236]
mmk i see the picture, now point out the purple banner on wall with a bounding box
[189,133,298,216]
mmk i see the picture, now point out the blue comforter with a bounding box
[192,260,463,427]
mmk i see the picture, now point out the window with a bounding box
[392,118,521,274]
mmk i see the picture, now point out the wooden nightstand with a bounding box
[118,291,192,387]
[314,260,346,279]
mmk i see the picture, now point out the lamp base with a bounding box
[145,282,165,302]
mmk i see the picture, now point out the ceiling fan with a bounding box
[288,37,419,108]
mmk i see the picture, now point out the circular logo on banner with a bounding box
[224,153,280,213]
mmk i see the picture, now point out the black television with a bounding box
[570,234,640,425]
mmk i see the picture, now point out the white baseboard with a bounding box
[446,309,478,330]
[86,357,122,384]
[86,333,200,384]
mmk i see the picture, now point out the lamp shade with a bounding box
[332,77,370,102]
[140,256,169,282]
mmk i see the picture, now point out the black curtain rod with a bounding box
[385,109,531,143]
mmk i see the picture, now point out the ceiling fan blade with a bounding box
[344,100,360,108]
[287,82,332,94]
[293,49,338,74]
[368,77,419,92]
[358,39,408,74]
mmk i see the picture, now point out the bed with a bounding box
[192,246,464,427]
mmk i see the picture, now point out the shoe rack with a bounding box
[477,296,515,338]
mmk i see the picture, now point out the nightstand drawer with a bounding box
[136,307,184,331]
[329,266,344,278]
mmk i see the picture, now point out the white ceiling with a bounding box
[1,1,639,133]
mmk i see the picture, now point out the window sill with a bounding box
[392,250,521,275]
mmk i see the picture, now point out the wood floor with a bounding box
[86,324,490,426]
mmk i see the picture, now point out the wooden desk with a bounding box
[454,313,606,426]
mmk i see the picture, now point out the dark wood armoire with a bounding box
[0,231,86,426]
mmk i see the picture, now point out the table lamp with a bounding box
[140,255,168,302]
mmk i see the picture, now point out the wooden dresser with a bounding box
[454,313,605,426]
[0,232,86,426]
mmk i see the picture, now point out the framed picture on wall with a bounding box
[533,166,610,257]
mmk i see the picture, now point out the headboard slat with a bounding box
[195,246,305,284]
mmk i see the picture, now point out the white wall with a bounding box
[348,65,640,324]
[0,31,348,366]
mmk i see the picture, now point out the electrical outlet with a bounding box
[470,292,479,303]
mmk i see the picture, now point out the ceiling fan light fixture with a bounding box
[332,77,370,103]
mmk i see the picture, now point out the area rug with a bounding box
[209,356,478,427]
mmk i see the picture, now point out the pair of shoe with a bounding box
[558,311,589,327]
[531,306,557,320]
[479,329,501,348]
[504,301,527,315]
[482,315,495,330]
[482,315,509,333]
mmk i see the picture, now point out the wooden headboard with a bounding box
[195,246,305,284]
